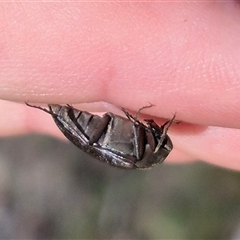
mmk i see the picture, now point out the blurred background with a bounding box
[0,134,240,239]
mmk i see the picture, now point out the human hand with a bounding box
[0,3,240,170]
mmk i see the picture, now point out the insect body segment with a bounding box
[26,103,175,169]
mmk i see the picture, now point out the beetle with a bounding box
[26,103,175,169]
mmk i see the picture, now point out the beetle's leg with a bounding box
[145,113,177,135]
[154,113,176,153]
[162,113,176,135]
[122,104,154,125]
[121,108,136,122]
[135,103,154,120]
[66,104,74,108]
[26,102,55,116]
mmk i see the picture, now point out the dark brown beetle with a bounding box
[26,103,175,169]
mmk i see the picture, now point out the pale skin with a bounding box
[0,3,240,170]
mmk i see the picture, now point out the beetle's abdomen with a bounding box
[97,114,141,158]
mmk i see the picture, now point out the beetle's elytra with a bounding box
[26,103,175,169]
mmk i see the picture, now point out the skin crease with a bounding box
[0,3,240,170]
